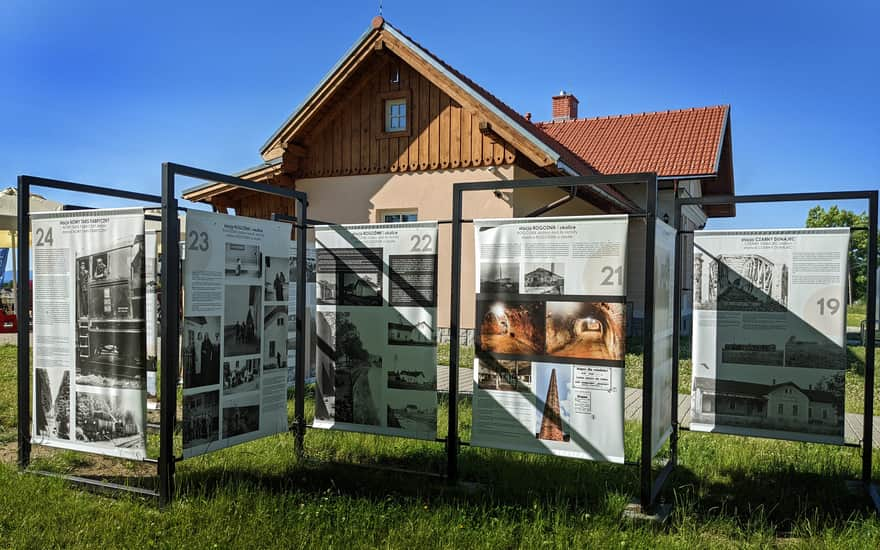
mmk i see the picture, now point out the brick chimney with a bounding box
[551,91,579,121]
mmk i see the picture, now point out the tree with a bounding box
[805,205,872,304]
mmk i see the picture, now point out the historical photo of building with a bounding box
[691,373,844,437]
[263,305,287,370]
[182,316,221,388]
[316,272,337,305]
[477,300,546,355]
[524,262,564,295]
[225,243,262,282]
[534,364,571,442]
[340,271,382,306]
[35,368,71,440]
[387,367,435,391]
[183,390,220,449]
[289,252,316,283]
[545,301,625,361]
[223,285,262,356]
[264,256,289,302]
[386,390,436,433]
[387,314,434,346]
[74,390,144,451]
[693,251,789,312]
[477,357,531,392]
[74,235,146,390]
[480,262,519,294]
[222,403,260,438]
[223,358,260,394]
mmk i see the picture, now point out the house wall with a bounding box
[766,386,810,423]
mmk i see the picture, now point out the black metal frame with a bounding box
[448,173,676,512]
[17,174,164,500]
[673,190,879,510]
[16,163,308,507]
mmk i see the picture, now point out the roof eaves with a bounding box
[182,158,283,198]
[713,105,730,174]
[381,24,563,168]
[259,24,377,156]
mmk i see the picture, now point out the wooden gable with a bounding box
[293,50,516,178]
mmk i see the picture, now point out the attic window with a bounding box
[377,90,411,138]
[385,98,407,132]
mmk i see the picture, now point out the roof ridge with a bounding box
[535,104,728,126]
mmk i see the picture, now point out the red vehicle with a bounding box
[0,306,17,333]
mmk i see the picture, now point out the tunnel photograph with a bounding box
[545,301,625,361]
[477,300,546,355]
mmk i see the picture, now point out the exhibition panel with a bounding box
[650,219,676,457]
[313,221,439,440]
[145,230,159,410]
[470,215,629,463]
[287,242,317,388]
[689,228,850,444]
[181,210,293,458]
[31,208,148,460]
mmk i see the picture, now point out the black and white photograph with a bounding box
[479,262,519,294]
[691,371,844,437]
[387,313,434,346]
[477,357,531,392]
[289,252,317,283]
[314,346,335,421]
[222,402,260,438]
[386,390,436,433]
[223,285,262,356]
[263,305,287,370]
[316,272,337,305]
[264,256,289,302]
[387,360,436,390]
[524,262,565,295]
[183,316,221,388]
[183,390,220,449]
[693,251,789,312]
[74,235,147,390]
[321,310,383,425]
[34,368,71,440]
[225,242,262,282]
[74,390,145,451]
[223,358,260,394]
[340,271,382,306]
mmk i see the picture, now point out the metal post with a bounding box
[670,200,682,469]
[16,176,31,469]
[639,175,658,510]
[863,191,878,487]
[446,186,463,482]
[294,196,308,458]
[158,163,180,506]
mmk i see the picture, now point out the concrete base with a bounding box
[622,500,673,523]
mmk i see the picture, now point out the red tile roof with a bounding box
[535,105,729,177]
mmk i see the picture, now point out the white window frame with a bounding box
[385,98,407,132]
[381,210,418,223]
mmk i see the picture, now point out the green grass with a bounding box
[848,302,867,328]
[3,345,880,547]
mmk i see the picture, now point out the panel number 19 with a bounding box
[817,297,840,316]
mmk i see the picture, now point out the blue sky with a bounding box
[1,0,877,226]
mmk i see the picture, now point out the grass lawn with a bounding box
[848,302,867,328]
[2,344,880,547]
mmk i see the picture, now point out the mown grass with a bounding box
[3,345,880,547]
[848,302,867,328]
